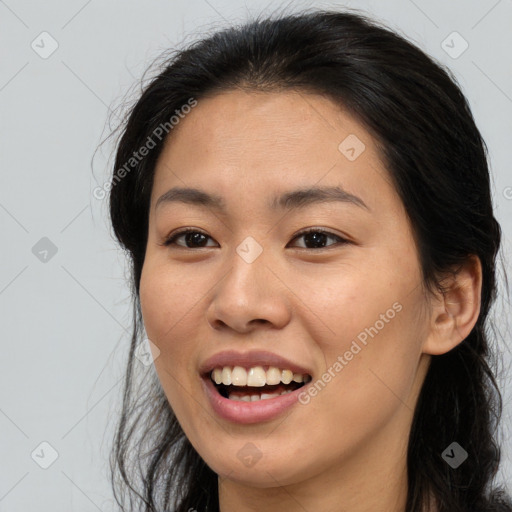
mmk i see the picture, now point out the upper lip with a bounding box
[199,350,313,377]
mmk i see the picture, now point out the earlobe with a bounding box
[422,255,482,356]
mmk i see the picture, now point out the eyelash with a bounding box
[161,227,349,250]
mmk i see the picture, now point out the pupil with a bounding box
[184,231,329,248]
[305,232,327,248]
[186,232,207,247]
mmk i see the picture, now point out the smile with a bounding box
[211,365,312,401]
[201,366,313,424]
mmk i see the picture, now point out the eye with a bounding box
[161,227,348,250]
[161,228,218,248]
[287,227,348,249]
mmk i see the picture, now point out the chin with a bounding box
[203,451,314,488]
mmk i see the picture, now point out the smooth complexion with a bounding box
[139,90,482,512]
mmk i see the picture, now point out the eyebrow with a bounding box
[155,186,369,212]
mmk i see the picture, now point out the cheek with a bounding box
[296,257,426,408]
[139,263,202,425]
[139,261,199,344]
[138,261,205,408]
[289,259,404,349]
[315,294,426,427]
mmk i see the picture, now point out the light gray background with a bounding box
[1,0,511,510]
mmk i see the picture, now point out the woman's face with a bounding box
[139,90,434,487]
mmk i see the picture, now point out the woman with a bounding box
[107,9,512,512]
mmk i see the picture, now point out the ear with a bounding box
[422,255,482,356]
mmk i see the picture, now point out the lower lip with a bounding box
[201,376,305,424]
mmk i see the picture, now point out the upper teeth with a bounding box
[211,366,311,387]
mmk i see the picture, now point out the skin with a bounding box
[139,89,482,512]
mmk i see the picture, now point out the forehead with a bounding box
[156,90,372,169]
[151,90,401,219]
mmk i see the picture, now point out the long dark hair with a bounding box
[106,9,512,512]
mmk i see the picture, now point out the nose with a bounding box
[206,243,292,334]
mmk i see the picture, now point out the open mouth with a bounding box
[215,381,306,401]
[207,366,312,402]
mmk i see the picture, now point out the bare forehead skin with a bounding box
[158,90,379,167]
[151,89,408,230]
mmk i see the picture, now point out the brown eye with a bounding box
[161,227,348,250]
[288,228,348,249]
[163,229,218,248]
